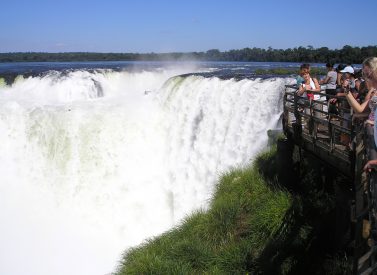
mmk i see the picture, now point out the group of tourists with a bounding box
[295,57,377,172]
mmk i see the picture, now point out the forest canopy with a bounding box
[1,45,376,64]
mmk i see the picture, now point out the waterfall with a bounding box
[0,69,290,275]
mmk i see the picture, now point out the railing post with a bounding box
[293,89,302,141]
[353,128,366,274]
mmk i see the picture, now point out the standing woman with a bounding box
[297,67,321,99]
[349,57,377,171]
[345,80,376,125]
[296,66,321,126]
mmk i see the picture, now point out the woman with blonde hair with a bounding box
[346,57,377,122]
[345,57,377,171]
[345,75,376,125]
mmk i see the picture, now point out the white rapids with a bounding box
[0,67,290,275]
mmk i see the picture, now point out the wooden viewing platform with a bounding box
[282,84,377,275]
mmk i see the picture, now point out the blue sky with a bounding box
[1,0,376,53]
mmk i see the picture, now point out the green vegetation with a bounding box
[116,147,292,274]
[255,67,327,76]
[1,45,376,64]
[116,142,353,274]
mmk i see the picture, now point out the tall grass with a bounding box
[116,147,292,274]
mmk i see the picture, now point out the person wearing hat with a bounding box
[330,66,357,105]
[341,65,355,74]
[329,65,357,146]
[340,65,356,90]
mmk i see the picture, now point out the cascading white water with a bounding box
[0,68,290,275]
[159,75,288,218]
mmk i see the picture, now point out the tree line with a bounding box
[1,45,376,64]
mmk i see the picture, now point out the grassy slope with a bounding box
[115,148,292,274]
[115,144,353,274]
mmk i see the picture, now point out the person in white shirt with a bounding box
[297,67,320,99]
[320,63,337,96]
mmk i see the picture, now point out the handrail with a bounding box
[283,84,377,275]
[283,85,354,167]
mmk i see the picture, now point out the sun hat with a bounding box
[340,66,354,74]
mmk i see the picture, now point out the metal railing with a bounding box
[282,84,377,275]
[283,84,354,175]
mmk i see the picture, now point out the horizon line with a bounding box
[1,44,377,55]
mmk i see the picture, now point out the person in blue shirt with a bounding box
[296,63,310,87]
